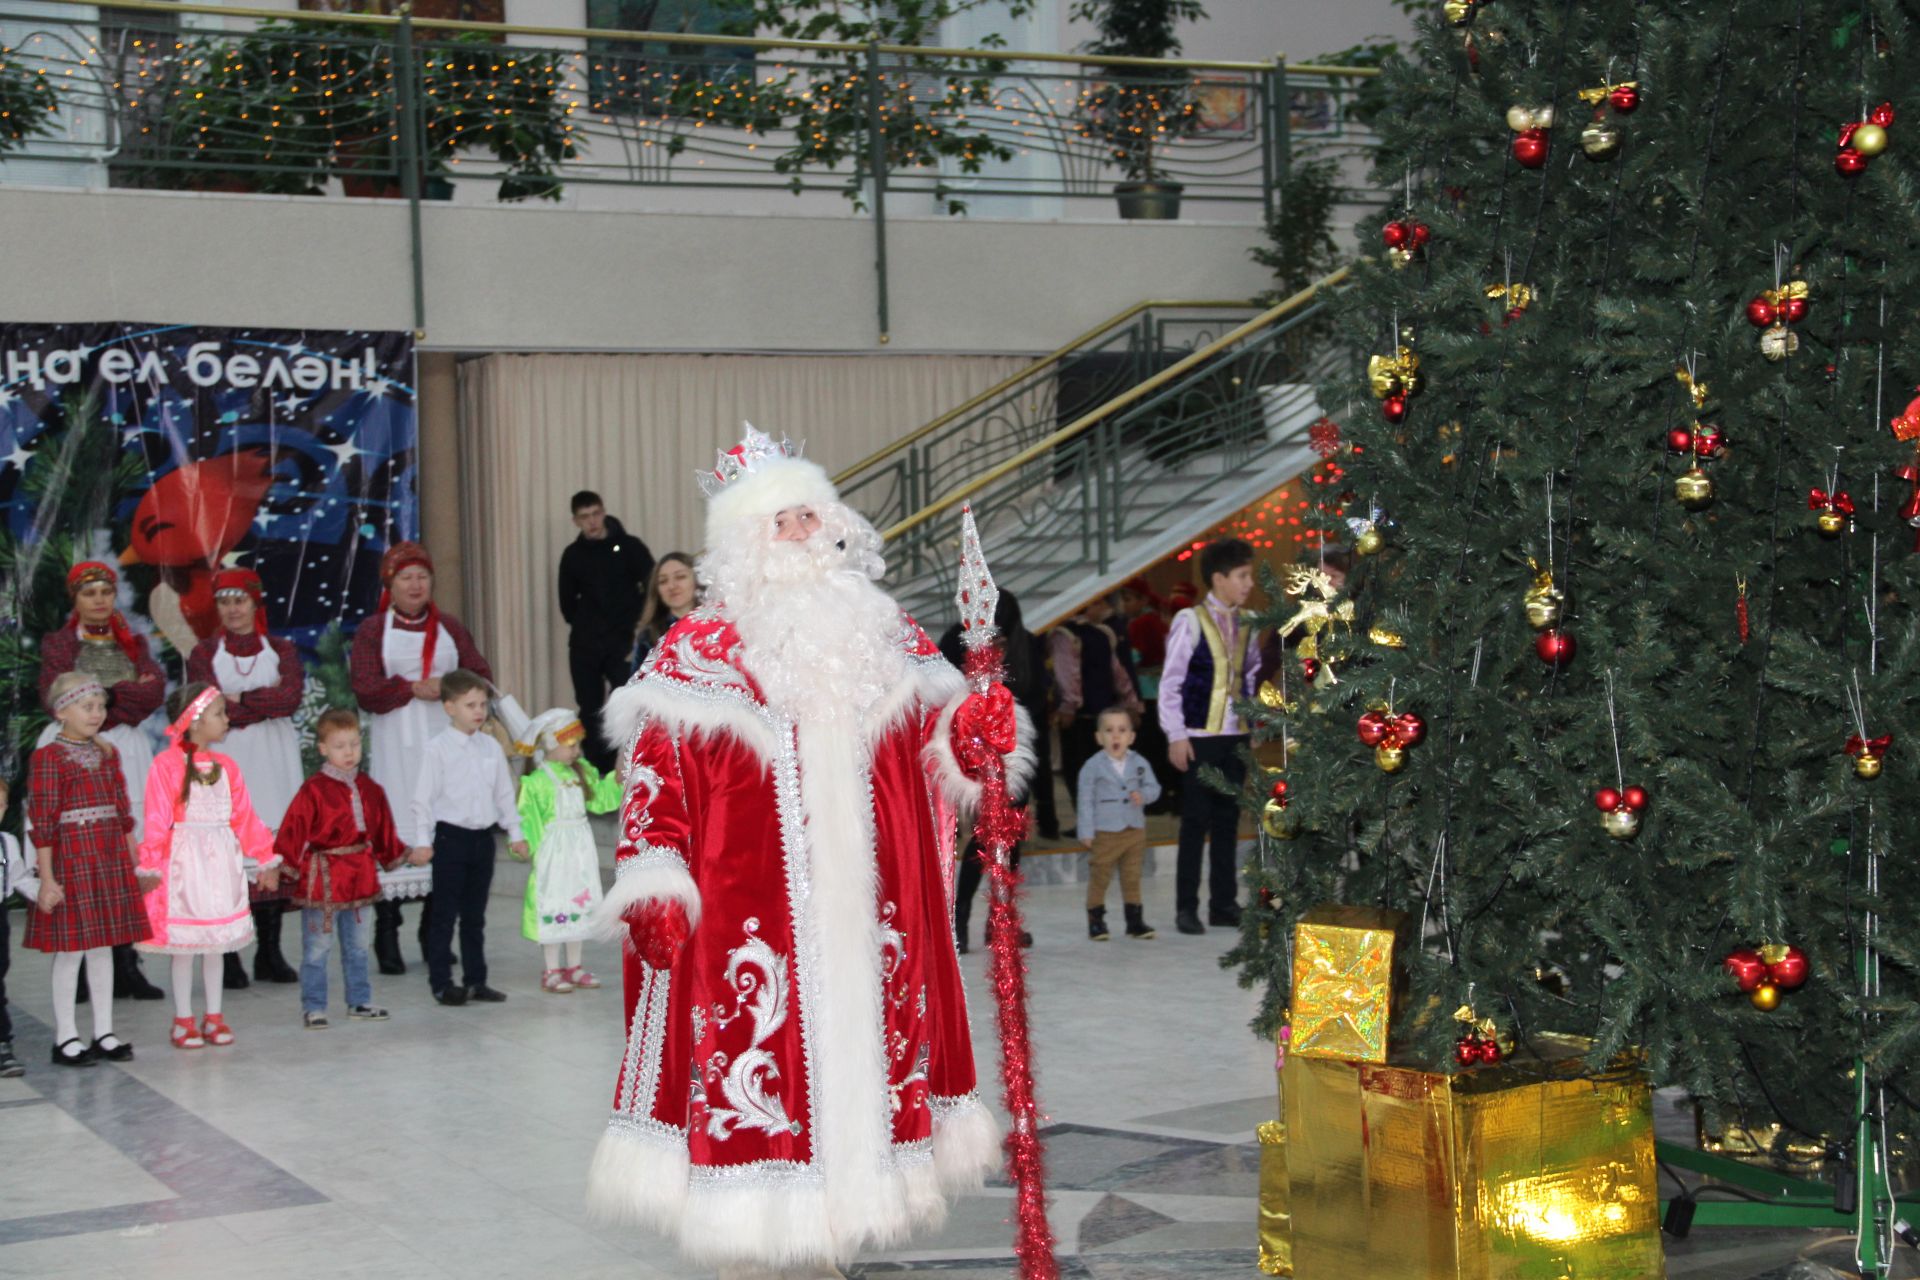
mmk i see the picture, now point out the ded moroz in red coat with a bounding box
[584,603,1033,1270]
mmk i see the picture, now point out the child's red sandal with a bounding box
[201,1014,234,1047]
[170,1017,205,1050]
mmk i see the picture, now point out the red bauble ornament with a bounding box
[1784,296,1808,323]
[1593,787,1622,812]
[1356,711,1388,747]
[1746,297,1777,327]
[1694,427,1725,456]
[1622,785,1649,812]
[1382,394,1409,424]
[1409,222,1432,248]
[1512,128,1550,168]
[1269,779,1291,804]
[1724,947,1766,992]
[1535,628,1576,667]
[1382,220,1409,248]
[1300,656,1321,681]
[1478,1039,1503,1063]
[1666,427,1696,454]
[1768,945,1810,991]
[1609,84,1640,113]
[1455,1039,1481,1066]
[1870,101,1896,128]
[1836,148,1869,176]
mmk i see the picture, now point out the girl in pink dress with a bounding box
[136,684,281,1050]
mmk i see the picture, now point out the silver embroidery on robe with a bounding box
[697,920,802,1140]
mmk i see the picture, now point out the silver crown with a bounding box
[695,423,805,499]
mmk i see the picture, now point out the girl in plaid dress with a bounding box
[136,684,282,1051]
[25,673,154,1067]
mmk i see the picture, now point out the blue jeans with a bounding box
[300,905,372,1013]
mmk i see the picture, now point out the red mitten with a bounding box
[629,898,691,970]
[951,683,1018,780]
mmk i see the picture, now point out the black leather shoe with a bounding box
[1175,911,1206,935]
[51,1038,97,1068]
[467,985,508,1003]
[1210,903,1243,928]
[91,1035,135,1062]
[433,987,469,1006]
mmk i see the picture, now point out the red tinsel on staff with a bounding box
[953,506,1060,1280]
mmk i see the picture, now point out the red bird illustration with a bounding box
[122,446,280,648]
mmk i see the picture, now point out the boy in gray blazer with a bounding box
[1076,707,1162,940]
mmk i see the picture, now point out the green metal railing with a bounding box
[0,0,1377,340]
[876,266,1350,629]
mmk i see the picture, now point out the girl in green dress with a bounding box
[515,709,621,993]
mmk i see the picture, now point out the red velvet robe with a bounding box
[275,771,407,910]
[585,606,1003,1271]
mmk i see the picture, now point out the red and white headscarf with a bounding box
[378,541,444,672]
[65,561,143,664]
[212,566,269,635]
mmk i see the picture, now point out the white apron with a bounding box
[372,612,456,899]
[136,771,255,955]
[213,638,304,831]
[525,778,605,944]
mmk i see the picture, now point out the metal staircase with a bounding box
[835,268,1350,633]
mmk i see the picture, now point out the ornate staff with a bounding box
[953,505,1059,1280]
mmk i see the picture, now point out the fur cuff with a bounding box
[602,679,778,770]
[925,694,1037,814]
[589,850,702,942]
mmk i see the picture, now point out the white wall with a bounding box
[0,184,1265,352]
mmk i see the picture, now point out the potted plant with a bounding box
[1070,0,1207,219]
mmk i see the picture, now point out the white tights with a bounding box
[50,948,113,1046]
[542,942,584,970]
[170,954,224,1019]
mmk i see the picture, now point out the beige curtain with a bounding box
[457,351,1032,715]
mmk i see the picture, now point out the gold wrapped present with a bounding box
[1283,1035,1662,1279]
[1289,905,1410,1063]
[1257,1117,1292,1275]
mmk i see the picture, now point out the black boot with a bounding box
[252,903,299,983]
[1124,903,1156,940]
[116,945,165,1000]
[374,900,406,975]
[1088,907,1111,941]
[224,950,251,990]
[415,895,432,966]
[954,904,971,955]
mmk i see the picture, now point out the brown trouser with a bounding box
[1087,827,1148,908]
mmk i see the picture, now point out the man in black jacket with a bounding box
[558,491,654,771]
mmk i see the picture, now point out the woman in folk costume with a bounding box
[515,709,621,994]
[136,684,282,1049]
[349,541,493,975]
[35,561,167,1002]
[586,427,1032,1280]
[186,567,305,987]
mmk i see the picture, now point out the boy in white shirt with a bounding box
[409,670,528,1006]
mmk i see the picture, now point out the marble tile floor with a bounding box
[0,830,1910,1279]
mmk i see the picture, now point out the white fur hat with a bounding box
[699,424,840,541]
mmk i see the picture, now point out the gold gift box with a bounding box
[1281,1035,1663,1279]
[1289,904,1411,1063]
[1257,1117,1292,1276]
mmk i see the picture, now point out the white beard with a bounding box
[703,504,907,726]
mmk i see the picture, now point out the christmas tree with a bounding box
[1227,0,1920,1159]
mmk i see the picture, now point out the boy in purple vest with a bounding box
[1156,539,1261,935]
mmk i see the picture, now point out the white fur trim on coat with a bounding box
[588,852,702,942]
[925,693,1037,814]
[706,456,841,544]
[585,1094,999,1268]
[600,678,779,770]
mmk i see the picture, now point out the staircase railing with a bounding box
[876,265,1351,629]
[836,299,1264,533]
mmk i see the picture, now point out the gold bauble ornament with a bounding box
[1257,680,1287,709]
[1523,557,1564,630]
[1443,0,1474,25]
[1262,800,1297,840]
[1504,104,1534,131]
[1759,323,1799,362]
[1854,751,1884,780]
[1374,743,1407,773]
[1749,983,1781,1012]
[1852,122,1889,157]
[1675,466,1715,510]
[1601,808,1641,840]
[1355,527,1386,556]
[1816,510,1846,537]
[1580,118,1622,160]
